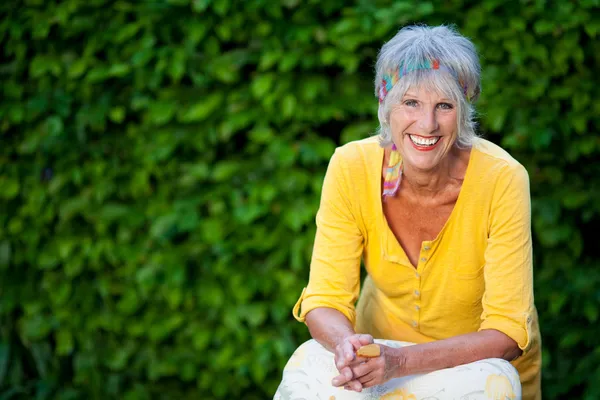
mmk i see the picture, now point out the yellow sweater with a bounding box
[293,136,541,399]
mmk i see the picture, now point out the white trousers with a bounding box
[275,339,521,400]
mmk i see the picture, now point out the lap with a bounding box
[275,339,521,400]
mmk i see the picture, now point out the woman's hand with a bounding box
[332,344,404,391]
[349,344,404,389]
[331,334,374,391]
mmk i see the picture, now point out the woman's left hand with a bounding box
[332,344,404,391]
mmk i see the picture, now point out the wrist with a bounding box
[328,330,355,350]
[338,329,356,342]
[391,347,407,378]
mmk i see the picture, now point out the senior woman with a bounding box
[275,25,541,399]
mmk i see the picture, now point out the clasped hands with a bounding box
[331,334,403,392]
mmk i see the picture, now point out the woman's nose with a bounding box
[417,108,438,133]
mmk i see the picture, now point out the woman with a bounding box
[275,25,541,399]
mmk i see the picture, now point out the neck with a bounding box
[402,147,463,196]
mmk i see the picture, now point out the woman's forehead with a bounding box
[403,85,454,101]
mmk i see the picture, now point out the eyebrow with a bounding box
[403,93,454,103]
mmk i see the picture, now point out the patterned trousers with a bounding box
[274,339,521,400]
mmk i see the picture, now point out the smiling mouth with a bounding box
[408,134,441,147]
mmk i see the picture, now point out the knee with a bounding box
[486,358,520,381]
[479,358,522,399]
[283,339,327,371]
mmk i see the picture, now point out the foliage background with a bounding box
[1,0,599,398]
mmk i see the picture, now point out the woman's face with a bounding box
[389,86,458,172]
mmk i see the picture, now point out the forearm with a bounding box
[305,307,355,352]
[396,329,521,377]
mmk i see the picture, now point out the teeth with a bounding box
[409,135,440,146]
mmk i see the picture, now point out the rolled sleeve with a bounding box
[479,163,535,354]
[292,148,363,325]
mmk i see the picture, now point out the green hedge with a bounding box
[1,0,599,398]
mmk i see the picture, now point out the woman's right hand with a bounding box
[332,333,374,391]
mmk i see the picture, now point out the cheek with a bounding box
[390,112,412,132]
[441,113,458,128]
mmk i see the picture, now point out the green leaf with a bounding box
[109,107,126,123]
[0,241,11,269]
[46,116,64,136]
[584,302,599,323]
[117,290,140,315]
[251,74,274,99]
[55,329,74,355]
[86,66,111,83]
[193,330,211,351]
[192,0,211,12]
[20,315,53,341]
[249,124,274,144]
[68,58,88,79]
[178,93,223,122]
[212,161,240,181]
[0,179,19,199]
[148,314,184,341]
[147,101,177,126]
[108,63,131,77]
[282,94,296,119]
[29,56,49,77]
[0,342,8,386]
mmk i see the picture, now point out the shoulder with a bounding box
[470,139,530,210]
[472,138,529,182]
[332,136,383,169]
[324,137,381,214]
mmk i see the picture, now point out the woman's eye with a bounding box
[437,102,453,110]
[404,100,418,107]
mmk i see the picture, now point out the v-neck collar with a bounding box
[377,140,479,269]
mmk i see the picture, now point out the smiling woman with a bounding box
[388,88,460,175]
[275,24,541,400]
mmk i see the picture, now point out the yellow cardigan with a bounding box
[293,136,541,399]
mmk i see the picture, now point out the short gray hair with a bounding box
[374,25,481,148]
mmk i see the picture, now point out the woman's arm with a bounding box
[340,328,520,390]
[305,307,356,352]
[397,329,520,375]
[295,147,369,392]
[293,148,364,325]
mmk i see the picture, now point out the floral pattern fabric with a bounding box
[274,339,521,400]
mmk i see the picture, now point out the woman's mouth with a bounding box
[408,134,441,151]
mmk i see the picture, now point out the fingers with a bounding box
[331,366,353,386]
[338,354,370,370]
[350,357,375,379]
[350,357,385,388]
[334,342,395,392]
[346,335,363,351]
[348,356,369,366]
[335,340,355,370]
[340,364,376,392]
[358,334,374,345]
[358,373,378,388]
[346,334,372,350]
[332,367,364,392]
[344,340,356,363]
[357,367,376,383]
[336,334,371,370]
[344,380,363,392]
[332,334,377,392]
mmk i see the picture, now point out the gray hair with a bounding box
[374,25,481,148]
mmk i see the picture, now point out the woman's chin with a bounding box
[404,153,443,172]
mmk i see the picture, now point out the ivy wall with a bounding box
[1,0,599,398]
